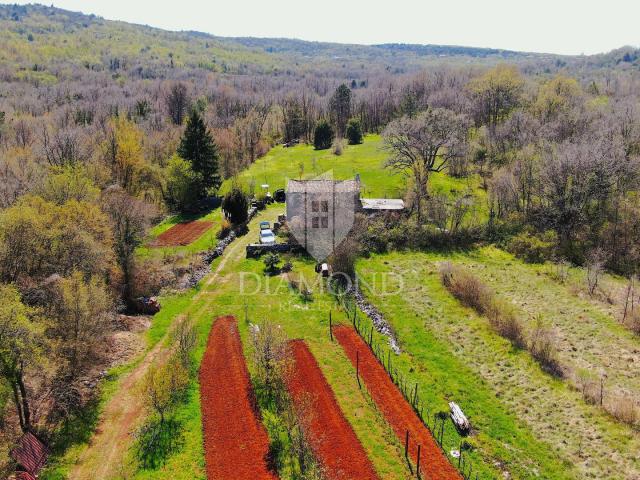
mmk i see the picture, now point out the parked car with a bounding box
[260,221,271,230]
[259,228,276,245]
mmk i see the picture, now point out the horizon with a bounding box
[9,0,640,56]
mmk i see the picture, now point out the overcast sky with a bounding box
[15,0,640,55]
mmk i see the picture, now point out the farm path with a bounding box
[69,208,280,480]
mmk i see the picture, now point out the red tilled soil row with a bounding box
[199,316,279,480]
[333,326,463,480]
[287,340,379,480]
[153,220,213,246]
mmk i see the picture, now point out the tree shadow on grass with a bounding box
[135,417,185,470]
[38,394,103,479]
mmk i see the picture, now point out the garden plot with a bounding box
[333,326,462,480]
[153,221,213,247]
[199,315,279,480]
[286,340,379,480]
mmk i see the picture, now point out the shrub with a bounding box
[627,309,640,335]
[440,262,525,347]
[489,300,526,349]
[217,218,232,239]
[263,252,281,273]
[346,118,363,145]
[529,316,564,377]
[313,119,334,150]
[607,395,638,425]
[165,155,202,213]
[439,262,492,314]
[506,230,557,263]
[222,186,248,225]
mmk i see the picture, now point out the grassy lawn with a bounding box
[356,250,640,480]
[221,135,488,222]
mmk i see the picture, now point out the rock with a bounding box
[347,285,401,354]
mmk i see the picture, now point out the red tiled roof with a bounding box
[10,432,48,476]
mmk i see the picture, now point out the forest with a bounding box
[2,3,640,478]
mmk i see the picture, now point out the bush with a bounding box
[529,316,564,377]
[217,218,232,239]
[313,119,334,150]
[440,262,525,348]
[165,155,202,213]
[607,395,638,425]
[439,262,492,314]
[263,252,281,273]
[627,309,640,335]
[346,118,363,145]
[222,186,248,225]
[506,230,557,263]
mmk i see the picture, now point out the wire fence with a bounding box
[333,289,487,480]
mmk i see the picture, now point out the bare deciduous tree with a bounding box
[383,108,469,221]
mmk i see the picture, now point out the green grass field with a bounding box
[221,135,488,221]
[356,248,640,479]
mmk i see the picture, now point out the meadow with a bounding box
[356,248,640,479]
[221,134,487,215]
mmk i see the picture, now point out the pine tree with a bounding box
[178,110,221,199]
[313,119,334,150]
[346,118,363,145]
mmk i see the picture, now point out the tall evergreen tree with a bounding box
[329,84,352,137]
[178,110,221,199]
[314,119,335,150]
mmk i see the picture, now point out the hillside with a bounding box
[2,2,636,80]
[2,3,640,480]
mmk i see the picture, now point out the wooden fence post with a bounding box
[329,310,333,342]
[356,351,361,389]
[405,430,410,458]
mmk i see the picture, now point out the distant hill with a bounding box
[0,3,637,82]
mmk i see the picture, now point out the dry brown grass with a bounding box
[440,262,526,348]
[529,316,564,378]
[606,395,638,426]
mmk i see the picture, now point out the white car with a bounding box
[259,229,276,245]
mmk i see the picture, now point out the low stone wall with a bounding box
[246,243,302,258]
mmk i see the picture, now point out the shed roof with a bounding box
[11,432,48,476]
[360,198,405,210]
[14,472,36,480]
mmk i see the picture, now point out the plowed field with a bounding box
[153,220,213,246]
[199,315,279,480]
[334,326,462,480]
[287,339,379,480]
